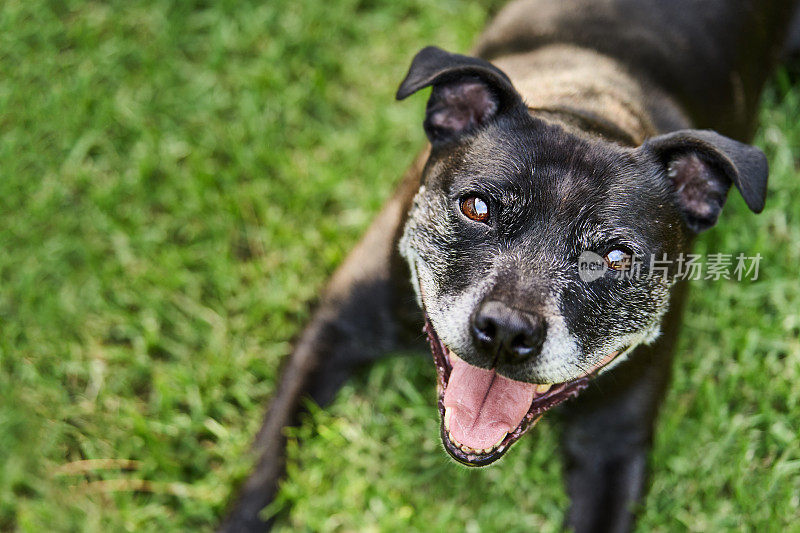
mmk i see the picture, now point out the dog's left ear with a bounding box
[396,46,525,145]
[643,129,768,233]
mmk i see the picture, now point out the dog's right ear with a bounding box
[396,46,525,145]
[643,130,769,233]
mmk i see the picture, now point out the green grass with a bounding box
[0,1,798,531]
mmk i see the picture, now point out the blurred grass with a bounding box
[0,0,797,531]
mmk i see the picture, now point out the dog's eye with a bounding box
[604,248,633,271]
[460,196,490,223]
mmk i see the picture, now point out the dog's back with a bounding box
[476,0,798,139]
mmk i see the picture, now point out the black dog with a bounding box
[222,1,798,531]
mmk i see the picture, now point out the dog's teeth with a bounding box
[493,434,507,449]
[446,426,502,455]
[534,383,552,394]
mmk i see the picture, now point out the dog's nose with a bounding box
[471,301,547,364]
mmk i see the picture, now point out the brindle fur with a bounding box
[221,1,798,531]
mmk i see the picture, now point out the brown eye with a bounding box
[604,248,633,271]
[460,196,489,223]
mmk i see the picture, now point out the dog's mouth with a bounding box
[423,315,623,467]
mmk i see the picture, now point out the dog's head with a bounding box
[396,47,768,466]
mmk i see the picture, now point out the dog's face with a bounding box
[397,47,768,466]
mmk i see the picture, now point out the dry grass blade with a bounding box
[53,459,143,476]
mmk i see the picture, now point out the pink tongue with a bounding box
[443,354,535,450]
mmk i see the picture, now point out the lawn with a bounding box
[0,0,798,531]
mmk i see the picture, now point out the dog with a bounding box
[221,1,798,531]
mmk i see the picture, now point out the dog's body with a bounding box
[222,2,798,531]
